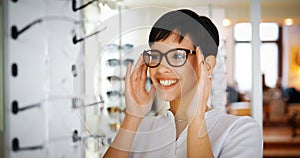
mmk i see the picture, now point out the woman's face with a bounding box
[149,33,199,102]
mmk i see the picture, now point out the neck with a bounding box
[170,87,197,120]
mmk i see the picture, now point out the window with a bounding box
[234,23,252,41]
[260,43,278,87]
[260,23,279,41]
[234,23,279,92]
[234,43,252,91]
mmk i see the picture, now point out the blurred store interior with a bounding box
[1,0,300,157]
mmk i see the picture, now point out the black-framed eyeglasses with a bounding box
[143,48,196,68]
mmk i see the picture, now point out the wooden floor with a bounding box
[264,126,300,158]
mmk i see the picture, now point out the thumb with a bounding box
[149,85,156,101]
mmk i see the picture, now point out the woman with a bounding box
[104,9,262,158]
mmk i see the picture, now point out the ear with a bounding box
[205,55,216,74]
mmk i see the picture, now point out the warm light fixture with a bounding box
[296,49,300,66]
[284,18,294,26]
[223,18,232,27]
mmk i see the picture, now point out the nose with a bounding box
[156,57,172,73]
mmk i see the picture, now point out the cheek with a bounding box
[188,57,200,79]
[149,68,156,82]
[183,70,197,86]
[179,62,198,90]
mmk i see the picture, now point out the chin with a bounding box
[157,90,178,102]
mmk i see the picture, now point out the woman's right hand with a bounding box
[124,55,156,117]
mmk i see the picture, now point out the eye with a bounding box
[149,53,160,60]
[172,50,186,59]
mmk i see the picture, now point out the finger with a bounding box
[125,62,133,90]
[131,55,144,81]
[196,47,205,79]
[136,59,147,80]
[199,62,211,105]
[131,64,144,83]
[196,47,204,65]
[133,54,144,70]
[198,55,210,79]
[137,64,148,91]
[140,63,148,80]
[199,61,209,90]
[197,51,211,101]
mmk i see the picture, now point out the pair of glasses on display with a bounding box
[10,16,106,44]
[107,76,125,82]
[106,43,134,52]
[107,59,134,67]
[107,107,123,115]
[143,48,196,68]
[106,91,124,97]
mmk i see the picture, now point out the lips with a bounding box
[154,76,179,90]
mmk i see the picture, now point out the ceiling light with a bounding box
[284,18,293,26]
[223,19,232,27]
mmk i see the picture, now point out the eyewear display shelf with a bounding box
[99,43,134,136]
[4,0,85,158]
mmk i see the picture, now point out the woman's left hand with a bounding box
[187,47,212,124]
[186,48,214,158]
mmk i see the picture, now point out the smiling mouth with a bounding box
[158,79,178,87]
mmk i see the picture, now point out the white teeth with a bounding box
[159,79,177,87]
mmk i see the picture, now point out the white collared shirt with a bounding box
[129,107,263,158]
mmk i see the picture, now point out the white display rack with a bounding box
[4,0,86,157]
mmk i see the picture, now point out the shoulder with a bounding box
[206,107,260,132]
[206,107,263,158]
[224,114,262,143]
[225,113,260,132]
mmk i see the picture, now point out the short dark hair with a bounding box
[148,9,219,57]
